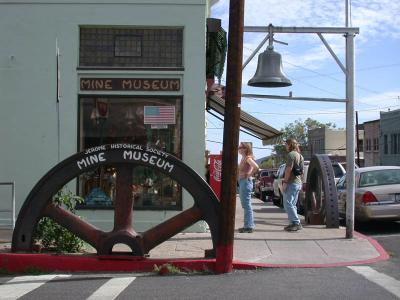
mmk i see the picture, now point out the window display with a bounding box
[78,96,182,210]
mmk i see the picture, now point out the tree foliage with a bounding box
[272,118,337,165]
[260,157,275,169]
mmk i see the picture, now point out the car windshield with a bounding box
[332,164,344,178]
[359,169,400,187]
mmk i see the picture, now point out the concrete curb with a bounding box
[233,231,389,269]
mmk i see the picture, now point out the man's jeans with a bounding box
[283,182,301,225]
[239,178,255,229]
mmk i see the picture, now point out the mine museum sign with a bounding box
[80,78,181,91]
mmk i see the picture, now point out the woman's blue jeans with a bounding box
[283,182,301,225]
[239,178,255,229]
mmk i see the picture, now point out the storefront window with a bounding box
[78,96,182,210]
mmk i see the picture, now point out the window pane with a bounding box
[398,135,400,153]
[384,135,388,154]
[332,164,344,178]
[373,138,379,151]
[80,27,183,68]
[114,35,142,57]
[360,170,400,187]
[78,96,182,210]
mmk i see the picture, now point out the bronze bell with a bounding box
[248,48,292,88]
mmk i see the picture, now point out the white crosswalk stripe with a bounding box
[348,266,400,298]
[0,274,71,300]
[86,276,136,300]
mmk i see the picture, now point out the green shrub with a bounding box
[153,263,213,276]
[33,188,85,253]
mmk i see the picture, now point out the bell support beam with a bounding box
[242,93,346,103]
[244,23,358,239]
[244,26,359,34]
[318,33,346,74]
[242,34,270,70]
[345,32,356,238]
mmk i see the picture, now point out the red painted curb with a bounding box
[0,231,390,273]
[0,253,216,273]
[353,231,390,261]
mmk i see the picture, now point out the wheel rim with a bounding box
[12,144,220,256]
[304,154,339,228]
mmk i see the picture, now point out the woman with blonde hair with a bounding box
[238,142,259,233]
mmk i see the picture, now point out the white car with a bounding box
[273,161,310,208]
[272,164,285,207]
[337,166,400,222]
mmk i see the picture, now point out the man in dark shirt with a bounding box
[282,138,304,232]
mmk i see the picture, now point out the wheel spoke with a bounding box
[113,165,134,231]
[141,206,202,253]
[43,203,103,250]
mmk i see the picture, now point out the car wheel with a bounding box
[279,191,284,208]
[261,191,267,202]
[272,194,280,207]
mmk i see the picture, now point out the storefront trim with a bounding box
[77,67,185,71]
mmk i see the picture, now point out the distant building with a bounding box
[363,119,380,166]
[380,109,400,166]
[308,127,364,166]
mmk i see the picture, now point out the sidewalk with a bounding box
[0,197,389,270]
[148,197,388,267]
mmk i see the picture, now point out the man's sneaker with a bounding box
[238,227,254,233]
[284,223,302,232]
[284,224,294,231]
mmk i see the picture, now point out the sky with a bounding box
[206,0,400,160]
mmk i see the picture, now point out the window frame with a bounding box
[79,26,184,70]
[76,94,184,211]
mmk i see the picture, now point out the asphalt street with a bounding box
[0,267,398,300]
[356,220,400,282]
[1,220,399,299]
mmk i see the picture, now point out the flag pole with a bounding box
[56,39,61,162]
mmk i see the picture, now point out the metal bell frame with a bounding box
[242,23,359,239]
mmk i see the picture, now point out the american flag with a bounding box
[144,106,176,124]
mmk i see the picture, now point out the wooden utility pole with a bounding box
[215,0,245,274]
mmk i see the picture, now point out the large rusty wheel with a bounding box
[304,154,339,228]
[12,144,220,257]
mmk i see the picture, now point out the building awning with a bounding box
[207,95,282,145]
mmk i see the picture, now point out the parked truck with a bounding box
[254,169,276,202]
